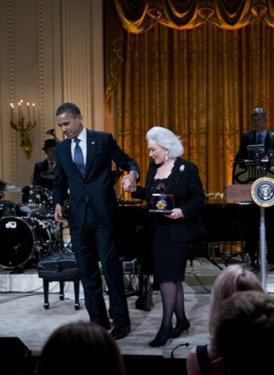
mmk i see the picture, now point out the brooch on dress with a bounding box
[179,165,185,172]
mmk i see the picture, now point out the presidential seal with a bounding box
[250,177,274,207]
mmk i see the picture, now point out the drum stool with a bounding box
[37,252,80,310]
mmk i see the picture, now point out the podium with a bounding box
[226,179,274,289]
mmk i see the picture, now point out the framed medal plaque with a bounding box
[149,193,174,213]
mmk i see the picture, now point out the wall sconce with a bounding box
[10,99,37,159]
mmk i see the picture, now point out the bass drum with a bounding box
[0,216,52,269]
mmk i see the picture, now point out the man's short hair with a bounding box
[251,107,266,117]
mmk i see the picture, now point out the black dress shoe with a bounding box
[111,325,131,340]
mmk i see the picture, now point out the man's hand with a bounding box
[54,203,68,224]
[121,171,137,192]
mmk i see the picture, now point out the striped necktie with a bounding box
[74,138,85,177]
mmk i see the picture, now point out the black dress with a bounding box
[150,177,189,283]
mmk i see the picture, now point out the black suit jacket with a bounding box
[32,159,54,190]
[53,130,139,233]
[235,129,274,161]
[133,158,205,242]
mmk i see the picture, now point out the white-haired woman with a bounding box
[133,126,205,347]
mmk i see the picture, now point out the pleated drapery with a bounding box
[105,0,274,195]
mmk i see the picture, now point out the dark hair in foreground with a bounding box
[35,321,126,375]
[216,290,274,375]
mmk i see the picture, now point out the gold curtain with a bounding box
[105,0,274,195]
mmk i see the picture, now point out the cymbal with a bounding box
[0,180,22,193]
[19,204,46,214]
[18,205,34,214]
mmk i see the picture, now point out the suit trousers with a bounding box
[70,205,130,329]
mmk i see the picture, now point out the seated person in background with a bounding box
[22,138,58,205]
[186,264,264,375]
[32,138,58,190]
[215,290,274,375]
[235,107,274,162]
[234,107,274,266]
[35,321,125,375]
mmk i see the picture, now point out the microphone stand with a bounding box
[10,244,24,274]
[259,151,274,289]
[254,152,263,179]
[268,149,274,173]
[259,206,267,290]
[251,175,274,291]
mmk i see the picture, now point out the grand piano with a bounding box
[117,195,274,271]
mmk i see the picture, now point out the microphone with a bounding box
[268,148,274,172]
[254,151,261,169]
[171,342,189,358]
[268,148,274,158]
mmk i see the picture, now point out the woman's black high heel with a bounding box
[148,327,173,347]
[171,318,190,338]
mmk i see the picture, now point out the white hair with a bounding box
[146,126,184,158]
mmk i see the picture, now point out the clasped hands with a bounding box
[121,171,137,193]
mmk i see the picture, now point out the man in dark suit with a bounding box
[53,102,139,340]
[234,107,274,266]
[235,107,274,161]
[22,138,58,206]
[32,138,58,190]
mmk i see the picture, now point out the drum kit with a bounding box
[0,179,67,272]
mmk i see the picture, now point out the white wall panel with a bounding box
[0,0,104,197]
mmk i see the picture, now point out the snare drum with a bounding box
[0,216,52,269]
[22,185,53,214]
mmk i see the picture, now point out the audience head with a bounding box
[208,265,264,341]
[35,321,126,375]
[215,290,274,375]
[146,126,184,159]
